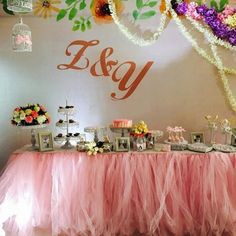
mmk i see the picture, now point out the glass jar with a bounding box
[133,135,146,151]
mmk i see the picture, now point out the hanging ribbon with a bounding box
[15,35,32,45]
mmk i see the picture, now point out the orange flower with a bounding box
[25,116,33,124]
[90,0,124,24]
[159,0,172,18]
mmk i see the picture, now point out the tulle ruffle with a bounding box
[1,151,236,235]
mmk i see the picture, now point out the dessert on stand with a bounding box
[110,119,133,137]
[54,103,80,149]
[165,126,188,150]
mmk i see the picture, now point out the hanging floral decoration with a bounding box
[33,0,61,18]
[107,0,236,113]
[1,0,236,112]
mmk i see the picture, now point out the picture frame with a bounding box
[190,132,205,144]
[231,128,236,146]
[115,137,130,152]
[38,131,54,152]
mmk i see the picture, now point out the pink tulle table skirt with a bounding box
[1,151,236,236]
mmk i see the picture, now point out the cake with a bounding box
[112,119,132,128]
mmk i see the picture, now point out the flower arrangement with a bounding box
[220,118,231,134]
[85,141,105,156]
[11,104,50,126]
[205,115,218,130]
[131,120,148,137]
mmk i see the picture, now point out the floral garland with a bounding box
[108,0,236,113]
[210,42,236,112]
[167,3,236,111]
[108,0,170,46]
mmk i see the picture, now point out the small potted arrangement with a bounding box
[11,103,50,126]
[130,120,148,151]
[11,103,50,148]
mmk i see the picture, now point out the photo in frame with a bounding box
[191,132,205,144]
[115,137,130,152]
[38,131,54,151]
[231,128,236,146]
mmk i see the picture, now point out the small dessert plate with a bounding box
[188,143,213,153]
[213,144,236,153]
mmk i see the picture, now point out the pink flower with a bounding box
[187,2,203,20]
[25,116,33,124]
[217,6,235,21]
[40,105,46,112]
[31,110,38,119]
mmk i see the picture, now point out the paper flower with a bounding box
[85,142,104,156]
[132,120,148,136]
[11,104,50,126]
[225,13,236,28]
[90,0,123,24]
[33,0,61,19]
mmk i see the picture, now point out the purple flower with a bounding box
[196,5,207,15]
[227,30,236,45]
[176,2,188,15]
[214,25,230,39]
[205,8,217,18]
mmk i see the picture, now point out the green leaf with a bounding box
[2,4,14,15]
[79,0,86,10]
[57,9,67,21]
[81,22,86,32]
[65,0,75,6]
[219,0,228,11]
[2,0,14,15]
[136,0,143,9]
[132,10,139,20]
[69,7,77,20]
[74,20,81,24]
[80,16,85,21]
[86,19,92,29]
[210,0,219,11]
[147,1,158,7]
[90,0,94,9]
[138,10,156,20]
[72,24,80,31]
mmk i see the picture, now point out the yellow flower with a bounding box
[33,0,61,19]
[225,13,236,28]
[34,106,40,112]
[25,109,32,115]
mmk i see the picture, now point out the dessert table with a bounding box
[1,147,236,236]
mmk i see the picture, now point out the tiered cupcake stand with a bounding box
[54,105,80,149]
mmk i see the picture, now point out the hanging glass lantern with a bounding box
[12,18,32,52]
[7,0,32,12]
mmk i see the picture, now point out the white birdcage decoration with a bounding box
[12,18,32,52]
[7,0,32,12]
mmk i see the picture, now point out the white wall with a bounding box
[0,15,235,168]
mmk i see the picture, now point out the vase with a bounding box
[20,124,47,150]
[133,136,146,151]
[210,128,216,145]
